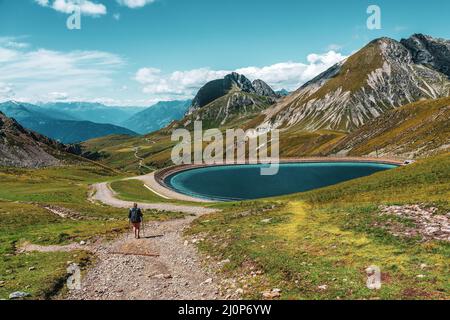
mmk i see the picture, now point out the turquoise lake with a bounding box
[164,162,398,201]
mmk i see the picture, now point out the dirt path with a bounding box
[67,215,221,300]
[133,146,155,172]
[65,181,223,300]
[90,182,216,215]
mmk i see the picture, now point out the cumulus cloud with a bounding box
[34,0,107,17]
[135,51,347,99]
[0,40,124,103]
[135,68,230,97]
[117,0,156,8]
[0,82,15,100]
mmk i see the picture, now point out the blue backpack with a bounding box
[129,208,142,223]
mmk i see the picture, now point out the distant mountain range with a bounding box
[0,99,199,142]
[0,101,138,143]
[37,102,145,126]
[276,89,290,96]
[121,100,192,134]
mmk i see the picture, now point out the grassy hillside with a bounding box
[330,97,450,158]
[81,132,177,172]
[81,126,349,173]
[278,128,347,157]
[309,41,383,99]
[186,153,450,299]
[0,166,181,299]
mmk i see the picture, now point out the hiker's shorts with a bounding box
[132,222,141,230]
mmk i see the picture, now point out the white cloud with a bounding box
[135,51,347,99]
[0,34,347,106]
[34,0,107,17]
[0,82,15,100]
[48,92,69,100]
[0,37,30,50]
[117,0,155,9]
[0,48,19,63]
[0,41,124,103]
[327,43,343,51]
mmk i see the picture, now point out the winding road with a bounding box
[90,181,216,215]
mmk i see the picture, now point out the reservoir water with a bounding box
[164,162,397,201]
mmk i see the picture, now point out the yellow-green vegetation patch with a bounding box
[279,129,347,157]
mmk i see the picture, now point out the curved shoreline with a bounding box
[144,157,405,203]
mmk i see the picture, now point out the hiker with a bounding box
[129,203,143,239]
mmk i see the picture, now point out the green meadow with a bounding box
[0,165,181,299]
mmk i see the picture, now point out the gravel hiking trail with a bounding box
[66,181,222,300]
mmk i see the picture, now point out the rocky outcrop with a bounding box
[252,79,279,99]
[401,34,450,78]
[191,73,256,110]
[184,73,279,128]
[0,112,68,168]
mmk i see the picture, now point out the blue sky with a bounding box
[0,0,449,106]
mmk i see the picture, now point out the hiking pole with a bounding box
[141,215,145,238]
[128,219,131,239]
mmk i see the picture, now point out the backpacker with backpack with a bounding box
[129,207,143,223]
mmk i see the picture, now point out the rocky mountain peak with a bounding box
[252,79,279,98]
[224,72,255,93]
[190,73,277,110]
[401,34,450,77]
[0,111,26,134]
[261,34,450,132]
